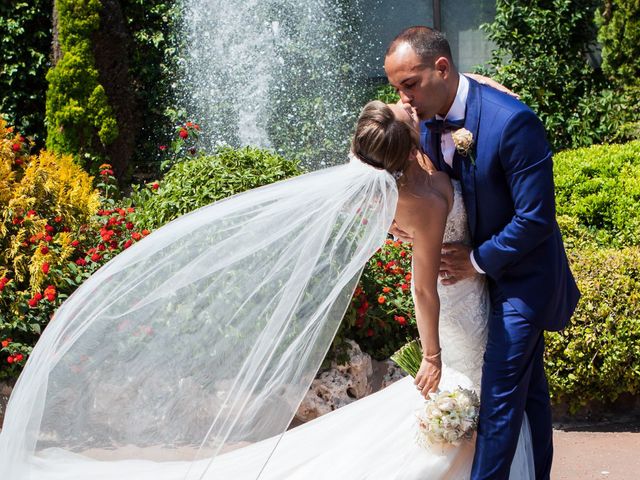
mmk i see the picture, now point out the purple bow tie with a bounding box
[424,118,465,134]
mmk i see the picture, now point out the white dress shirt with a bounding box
[437,74,485,275]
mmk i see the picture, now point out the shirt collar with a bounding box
[436,73,469,121]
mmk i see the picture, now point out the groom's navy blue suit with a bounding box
[421,77,580,479]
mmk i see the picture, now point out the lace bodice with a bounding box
[435,180,489,389]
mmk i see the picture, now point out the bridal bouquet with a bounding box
[415,388,480,447]
[391,340,480,447]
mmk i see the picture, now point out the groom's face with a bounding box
[384,43,449,121]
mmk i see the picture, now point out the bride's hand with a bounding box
[465,73,520,99]
[414,356,442,398]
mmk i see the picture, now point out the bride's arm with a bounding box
[402,192,448,397]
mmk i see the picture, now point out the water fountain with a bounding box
[178,0,376,169]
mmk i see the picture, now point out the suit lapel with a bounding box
[458,77,482,239]
[421,123,444,171]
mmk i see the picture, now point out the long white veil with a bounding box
[0,156,397,479]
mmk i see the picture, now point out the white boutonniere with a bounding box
[451,128,476,166]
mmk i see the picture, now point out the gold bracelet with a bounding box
[422,349,442,361]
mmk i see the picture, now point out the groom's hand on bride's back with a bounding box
[440,242,479,285]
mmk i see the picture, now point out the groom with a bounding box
[384,27,580,479]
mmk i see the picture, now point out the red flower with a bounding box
[382,286,391,293]
[127,207,135,213]
[28,292,42,307]
[41,262,50,274]
[194,124,200,130]
[45,224,55,233]
[1,338,11,348]
[91,253,101,262]
[100,169,114,176]
[357,300,369,315]
[71,240,80,247]
[44,285,56,302]
[142,229,150,236]
[361,218,368,225]
[179,128,188,139]
[132,232,142,241]
[27,210,37,217]
[401,283,409,291]
[11,143,21,152]
[97,244,106,252]
[126,222,134,230]
[366,328,375,337]
[186,121,194,127]
[159,145,167,151]
[400,250,407,257]
[377,295,386,304]
[405,273,412,282]
[151,182,159,191]
[12,216,23,225]
[15,353,23,362]
[44,235,53,242]
[54,216,63,223]
[61,226,70,232]
[394,315,407,326]
[75,258,87,266]
[14,157,24,165]
[124,239,133,249]
[7,356,14,364]
[40,246,49,254]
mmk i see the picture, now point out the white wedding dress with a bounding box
[200,180,535,479]
[1,160,534,479]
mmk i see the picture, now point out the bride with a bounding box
[0,100,533,479]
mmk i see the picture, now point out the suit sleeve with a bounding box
[472,109,556,280]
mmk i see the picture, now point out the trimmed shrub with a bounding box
[46,0,118,169]
[545,247,640,412]
[554,140,640,248]
[129,146,303,230]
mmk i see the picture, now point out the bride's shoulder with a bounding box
[397,183,449,228]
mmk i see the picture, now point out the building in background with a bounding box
[357,0,496,78]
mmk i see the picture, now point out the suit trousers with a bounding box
[470,298,553,480]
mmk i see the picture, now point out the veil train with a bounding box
[0,157,398,479]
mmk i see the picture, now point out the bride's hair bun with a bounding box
[352,100,418,176]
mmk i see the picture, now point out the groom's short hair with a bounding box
[386,26,453,66]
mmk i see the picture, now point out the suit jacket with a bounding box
[420,77,580,331]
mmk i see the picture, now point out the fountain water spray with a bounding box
[178,0,376,169]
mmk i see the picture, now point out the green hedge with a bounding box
[554,140,640,248]
[546,247,640,412]
[128,146,303,230]
[0,0,51,145]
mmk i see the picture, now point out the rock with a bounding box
[295,340,372,422]
[380,359,408,389]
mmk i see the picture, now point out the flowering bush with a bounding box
[0,118,151,380]
[334,239,418,361]
[158,121,202,171]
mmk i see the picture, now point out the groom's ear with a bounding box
[434,56,451,78]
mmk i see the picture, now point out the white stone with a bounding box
[295,340,373,422]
